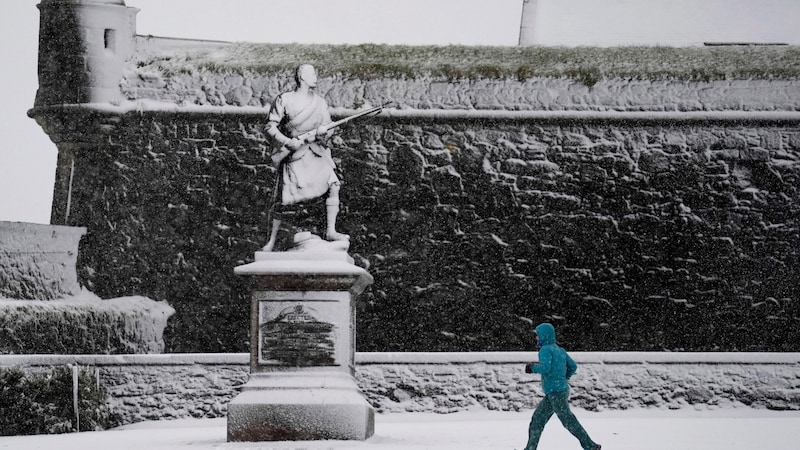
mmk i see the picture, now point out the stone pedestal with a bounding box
[228,251,375,442]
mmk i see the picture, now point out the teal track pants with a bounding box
[524,389,597,450]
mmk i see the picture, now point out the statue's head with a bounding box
[295,64,318,88]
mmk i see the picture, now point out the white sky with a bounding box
[1,0,797,224]
[128,0,522,46]
[534,0,800,46]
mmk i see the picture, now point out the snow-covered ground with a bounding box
[2,408,799,450]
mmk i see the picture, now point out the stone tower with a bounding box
[35,0,138,106]
[33,0,139,224]
[518,0,538,46]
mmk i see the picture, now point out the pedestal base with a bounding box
[227,371,374,441]
[230,251,374,442]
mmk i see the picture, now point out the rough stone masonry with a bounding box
[35,107,799,354]
[28,14,800,354]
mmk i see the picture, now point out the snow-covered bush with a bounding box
[0,366,119,435]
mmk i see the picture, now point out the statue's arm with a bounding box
[267,123,295,148]
[266,96,302,150]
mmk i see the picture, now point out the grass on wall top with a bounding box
[140,41,800,85]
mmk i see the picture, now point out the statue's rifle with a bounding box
[272,102,390,165]
[295,101,391,143]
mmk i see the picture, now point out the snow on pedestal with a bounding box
[227,250,375,441]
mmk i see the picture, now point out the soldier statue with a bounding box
[261,64,347,251]
[261,64,387,252]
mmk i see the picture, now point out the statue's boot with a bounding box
[325,203,350,241]
[260,218,282,251]
[260,239,276,252]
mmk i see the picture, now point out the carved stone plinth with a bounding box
[227,251,374,442]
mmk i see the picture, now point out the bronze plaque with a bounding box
[258,304,337,366]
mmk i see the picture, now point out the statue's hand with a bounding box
[286,137,304,150]
[318,124,334,139]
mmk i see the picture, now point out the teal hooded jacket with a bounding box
[528,323,577,394]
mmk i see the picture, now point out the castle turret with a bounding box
[36,0,138,106]
[518,0,538,46]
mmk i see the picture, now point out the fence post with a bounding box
[72,365,80,432]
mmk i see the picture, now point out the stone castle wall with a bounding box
[32,101,800,353]
[29,31,800,354]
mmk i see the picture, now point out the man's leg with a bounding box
[524,395,554,450]
[325,182,349,241]
[549,390,598,450]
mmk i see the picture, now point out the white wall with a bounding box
[525,0,800,46]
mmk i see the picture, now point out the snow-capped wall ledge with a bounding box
[28,101,800,123]
[2,352,798,423]
[3,351,799,366]
[355,351,800,365]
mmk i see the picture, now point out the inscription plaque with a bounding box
[258,303,337,366]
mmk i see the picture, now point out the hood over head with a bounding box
[535,323,557,346]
